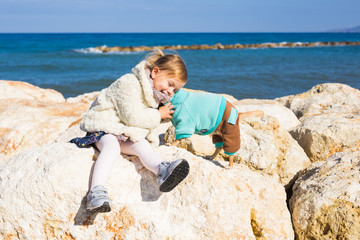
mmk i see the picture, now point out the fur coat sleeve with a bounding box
[107,74,161,129]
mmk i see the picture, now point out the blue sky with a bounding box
[0,0,359,33]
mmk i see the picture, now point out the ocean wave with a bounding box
[73,45,143,55]
[73,46,104,54]
[75,47,102,54]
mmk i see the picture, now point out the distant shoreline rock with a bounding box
[326,24,360,33]
[94,41,360,52]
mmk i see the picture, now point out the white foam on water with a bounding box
[73,47,103,54]
[73,45,144,55]
[106,50,145,55]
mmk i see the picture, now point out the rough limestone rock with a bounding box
[0,80,65,102]
[164,125,216,158]
[277,83,360,162]
[0,128,294,240]
[236,115,310,188]
[290,151,360,240]
[290,113,360,162]
[165,114,310,189]
[0,80,98,161]
[233,99,301,131]
[276,83,360,118]
[234,115,309,189]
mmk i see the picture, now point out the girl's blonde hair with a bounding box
[146,49,188,84]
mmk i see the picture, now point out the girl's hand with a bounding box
[159,102,174,119]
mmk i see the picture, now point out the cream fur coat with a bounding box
[80,61,161,146]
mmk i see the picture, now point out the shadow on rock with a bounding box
[201,156,226,168]
[137,165,163,202]
[74,196,100,226]
[124,154,163,202]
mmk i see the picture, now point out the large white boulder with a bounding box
[0,128,294,239]
[277,83,360,162]
[290,113,360,162]
[236,115,310,188]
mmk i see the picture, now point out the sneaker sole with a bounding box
[159,160,189,192]
[88,201,111,213]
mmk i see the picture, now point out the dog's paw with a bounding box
[224,165,233,170]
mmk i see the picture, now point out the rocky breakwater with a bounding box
[0,80,359,239]
[95,41,360,53]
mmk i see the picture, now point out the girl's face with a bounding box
[151,67,185,97]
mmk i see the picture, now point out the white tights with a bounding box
[90,134,163,189]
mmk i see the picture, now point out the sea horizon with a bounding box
[1,32,359,100]
[2,31,360,34]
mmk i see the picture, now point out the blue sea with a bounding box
[1,33,359,100]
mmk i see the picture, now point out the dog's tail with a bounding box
[239,110,264,120]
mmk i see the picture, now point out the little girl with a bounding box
[71,50,189,213]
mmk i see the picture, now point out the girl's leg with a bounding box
[120,139,189,193]
[91,134,121,189]
[120,139,162,174]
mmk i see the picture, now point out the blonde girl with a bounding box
[71,50,189,213]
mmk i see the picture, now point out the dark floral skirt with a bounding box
[70,131,106,148]
[70,131,129,148]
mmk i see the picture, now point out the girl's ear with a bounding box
[151,67,160,79]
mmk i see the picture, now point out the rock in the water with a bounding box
[290,151,360,240]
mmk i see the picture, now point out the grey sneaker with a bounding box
[157,159,189,192]
[87,185,112,212]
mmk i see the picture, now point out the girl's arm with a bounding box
[109,78,161,129]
